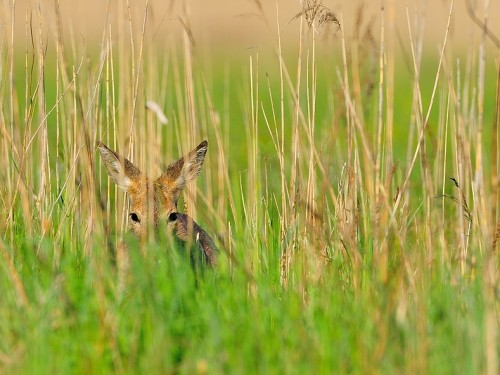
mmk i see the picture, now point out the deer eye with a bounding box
[168,212,178,222]
[130,213,140,223]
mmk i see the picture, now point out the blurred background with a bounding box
[4,0,500,52]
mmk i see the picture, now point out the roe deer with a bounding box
[97,140,217,267]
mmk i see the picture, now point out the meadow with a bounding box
[0,1,499,374]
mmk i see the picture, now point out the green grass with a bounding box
[1,1,499,374]
[1,234,489,374]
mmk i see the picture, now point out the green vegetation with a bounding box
[0,1,498,374]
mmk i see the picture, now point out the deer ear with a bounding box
[178,140,208,183]
[97,141,142,191]
[156,140,208,200]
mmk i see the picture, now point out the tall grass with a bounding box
[0,0,498,374]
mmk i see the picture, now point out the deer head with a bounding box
[97,140,217,266]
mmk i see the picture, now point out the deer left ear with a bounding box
[155,140,208,199]
[97,141,143,192]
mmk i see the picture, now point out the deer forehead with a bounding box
[127,179,176,212]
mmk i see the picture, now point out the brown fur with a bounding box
[97,140,217,267]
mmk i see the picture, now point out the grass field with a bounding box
[0,1,499,374]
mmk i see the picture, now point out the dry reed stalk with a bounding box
[283,15,304,286]
[375,0,388,280]
[472,0,489,264]
[6,0,16,245]
[243,55,261,271]
[380,0,454,258]
[492,64,500,233]
[274,1,291,287]
[440,54,475,272]
[436,81,452,262]
[181,2,199,219]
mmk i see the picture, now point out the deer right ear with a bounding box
[155,140,208,203]
[97,141,142,191]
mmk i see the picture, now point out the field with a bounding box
[0,1,499,374]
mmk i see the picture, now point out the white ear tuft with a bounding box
[182,140,208,183]
[97,142,137,191]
